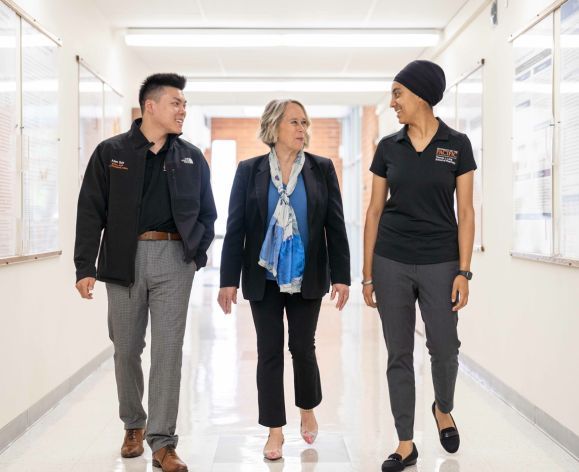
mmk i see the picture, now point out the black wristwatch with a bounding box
[457,270,473,280]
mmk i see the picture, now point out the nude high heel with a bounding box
[263,434,284,461]
[300,422,318,445]
[300,409,318,445]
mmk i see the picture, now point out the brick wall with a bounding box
[209,118,266,164]
[210,117,343,186]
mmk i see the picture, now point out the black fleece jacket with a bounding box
[74,119,217,287]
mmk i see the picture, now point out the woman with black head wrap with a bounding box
[363,60,477,471]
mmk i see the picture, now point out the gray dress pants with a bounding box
[373,254,461,441]
[106,241,196,453]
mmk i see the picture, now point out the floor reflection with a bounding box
[0,269,577,471]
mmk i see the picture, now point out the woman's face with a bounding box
[389,81,424,124]
[275,103,308,153]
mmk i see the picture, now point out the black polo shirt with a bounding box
[370,119,477,264]
[138,137,178,234]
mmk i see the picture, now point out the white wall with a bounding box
[0,0,148,431]
[376,0,579,437]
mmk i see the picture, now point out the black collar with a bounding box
[395,118,450,144]
[128,118,181,150]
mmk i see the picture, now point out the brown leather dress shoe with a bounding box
[152,445,188,472]
[121,428,145,458]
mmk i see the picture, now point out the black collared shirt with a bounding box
[370,119,477,264]
[138,136,178,234]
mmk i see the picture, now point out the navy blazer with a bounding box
[220,152,351,301]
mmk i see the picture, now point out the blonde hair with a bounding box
[258,99,311,147]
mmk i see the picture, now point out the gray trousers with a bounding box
[106,241,196,453]
[373,254,461,441]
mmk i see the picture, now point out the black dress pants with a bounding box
[249,281,323,427]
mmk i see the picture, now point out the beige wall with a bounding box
[0,0,148,430]
[375,0,579,437]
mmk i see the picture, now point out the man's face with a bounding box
[146,86,187,134]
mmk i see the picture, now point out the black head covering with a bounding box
[393,60,446,106]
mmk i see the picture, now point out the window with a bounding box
[456,67,484,252]
[559,0,579,259]
[0,4,19,259]
[0,1,60,261]
[210,139,237,267]
[511,0,579,265]
[512,15,553,256]
[77,57,123,184]
[435,62,485,251]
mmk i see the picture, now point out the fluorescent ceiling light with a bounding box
[125,28,440,48]
[185,79,391,93]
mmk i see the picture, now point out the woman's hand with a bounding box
[331,283,349,311]
[362,283,377,308]
[217,287,238,314]
[451,276,469,312]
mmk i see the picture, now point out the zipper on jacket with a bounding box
[130,146,149,288]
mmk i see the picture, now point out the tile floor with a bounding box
[1,269,577,471]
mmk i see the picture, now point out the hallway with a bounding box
[1,270,576,472]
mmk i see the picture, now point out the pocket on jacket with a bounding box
[190,221,206,250]
[169,167,198,199]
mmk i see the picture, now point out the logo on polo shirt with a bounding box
[435,147,458,165]
[110,159,128,170]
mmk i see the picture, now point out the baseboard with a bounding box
[0,345,113,453]
[459,352,579,460]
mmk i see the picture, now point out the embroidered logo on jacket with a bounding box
[435,147,458,165]
[181,157,194,164]
[110,159,128,170]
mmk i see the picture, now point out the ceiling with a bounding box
[93,0,470,106]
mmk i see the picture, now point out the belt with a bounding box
[138,231,182,241]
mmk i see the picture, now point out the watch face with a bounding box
[459,270,473,280]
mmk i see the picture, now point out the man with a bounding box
[74,73,217,472]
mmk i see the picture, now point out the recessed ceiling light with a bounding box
[125,28,440,48]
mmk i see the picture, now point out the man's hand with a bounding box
[330,283,349,311]
[217,286,238,314]
[451,275,469,312]
[76,277,96,299]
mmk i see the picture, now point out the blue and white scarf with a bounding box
[258,148,306,293]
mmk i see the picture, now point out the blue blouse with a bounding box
[265,173,308,281]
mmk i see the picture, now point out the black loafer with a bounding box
[381,443,418,471]
[432,402,460,453]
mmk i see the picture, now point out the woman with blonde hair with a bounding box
[218,99,350,460]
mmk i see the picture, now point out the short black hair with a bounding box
[138,73,187,112]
